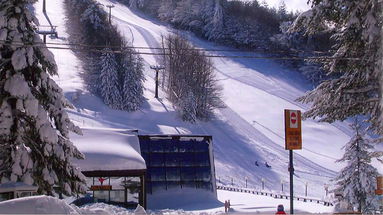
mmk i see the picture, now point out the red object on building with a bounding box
[98,177,107,185]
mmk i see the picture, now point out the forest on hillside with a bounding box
[124,0,334,84]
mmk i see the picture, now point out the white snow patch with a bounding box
[4,73,31,98]
[11,48,28,71]
[71,128,146,171]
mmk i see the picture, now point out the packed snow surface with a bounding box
[32,0,379,206]
[0,191,334,214]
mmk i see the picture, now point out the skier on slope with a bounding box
[275,204,287,214]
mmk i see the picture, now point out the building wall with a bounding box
[138,135,216,196]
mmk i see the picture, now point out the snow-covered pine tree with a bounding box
[277,0,287,20]
[121,49,145,111]
[333,119,381,213]
[129,0,138,9]
[172,0,194,27]
[130,0,144,9]
[204,0,225,41]
[99,48,123,109]
[158,0,176,22]
[290,0,383,135]
[0,0,86,195]
[80,3,105,30]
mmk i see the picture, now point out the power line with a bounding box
[38,40,335,55]
[0,40,362,61]
[0,38,339,55]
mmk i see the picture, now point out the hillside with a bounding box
[34,0,351,199]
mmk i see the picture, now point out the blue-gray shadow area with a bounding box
[147,188,223,211]
[64,91,183,134]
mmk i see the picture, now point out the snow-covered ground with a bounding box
[33,0,353,199]
[0,191,334,214]
[31,0,382,213]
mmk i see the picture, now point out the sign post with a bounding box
[284,109,302,214]
[376,176,383,210]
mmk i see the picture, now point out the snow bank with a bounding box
[71,128,146,171]
[0,196,78,214]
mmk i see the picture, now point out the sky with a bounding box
[240,0,311,12]
[278,0,311,11]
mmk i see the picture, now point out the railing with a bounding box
[217,185,334,206]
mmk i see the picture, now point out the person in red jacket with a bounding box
[275,204,287,215]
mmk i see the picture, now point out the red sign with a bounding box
[284,109,302,150]
[376,176,383,195]
[90,185,112,191]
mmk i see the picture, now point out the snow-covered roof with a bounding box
[71,128,146,172]
[0,182,38,193]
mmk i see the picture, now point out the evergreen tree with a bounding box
[334,119,382,213]
[172,0,195,27]
[277,0,287,20]
[99,48,123,109]
[158,0,176,22]
[129,0,138,9]
[290,0,383,134]
[130,0,145,8]
[121,49,145,111]
[204,0,225,41]
[0,0,86,195]
[80,3,105,30]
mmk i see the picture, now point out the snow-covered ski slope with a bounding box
[35,0,351,198]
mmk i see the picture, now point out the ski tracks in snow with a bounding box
[79,0,347,196]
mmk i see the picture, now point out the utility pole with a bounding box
[261,178,265,190]
[106,5,114,24]
[150,65,165,98]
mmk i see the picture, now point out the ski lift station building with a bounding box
[72,128,217,209]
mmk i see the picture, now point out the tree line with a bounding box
[121,0,334,85]
[64,0,145,111]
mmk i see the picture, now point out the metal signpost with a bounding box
[284,109,302,214]
[376,176,383,210]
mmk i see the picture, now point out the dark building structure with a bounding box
[138,135,217,196]
[73,129,217,209]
